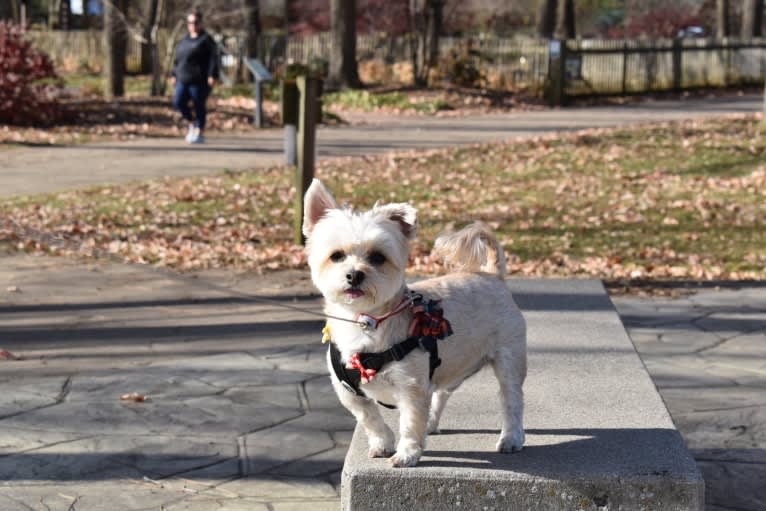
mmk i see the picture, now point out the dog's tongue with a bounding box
[345,288,365,298]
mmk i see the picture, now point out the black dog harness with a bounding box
[327,295,453,409]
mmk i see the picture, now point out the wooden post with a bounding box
[546,39,566,107]
[282,80,298,166]
[622,41,629,94]
[672,38,683,92]
[254,80,264,128]
[293,75,320,245]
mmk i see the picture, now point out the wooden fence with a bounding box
[564,38,766,96]
[26,29,766,97]
[26,29,145,73]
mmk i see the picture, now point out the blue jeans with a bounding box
[173,82,210,130]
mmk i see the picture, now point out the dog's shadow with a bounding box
[416,428,692,476]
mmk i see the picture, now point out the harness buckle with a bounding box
[356,314,379,331]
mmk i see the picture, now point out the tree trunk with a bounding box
[408,0,441,86]
[742,0,764,38]
[149,0,164,96]
[59,0,71,30]
[104,0,127,98]
[554,0,575,39]
[242,0,262,82]
[763,79,766,123]
[243,0,262,59]
[8,0,20,23]
[426,0,443,79]
[716,0,729,37]
[536,0,556,38]
[328,0,361,89]
[47,0,58,28]
[141,0,159,74]
[46,0,72,29]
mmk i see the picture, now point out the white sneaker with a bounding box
[190,129,205,144]
[184,125,195,143]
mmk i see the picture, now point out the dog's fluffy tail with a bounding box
[432,222,506,279]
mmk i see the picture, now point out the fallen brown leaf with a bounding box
[120,392,148,402]
[0,349,21,361]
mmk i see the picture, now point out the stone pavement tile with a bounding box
[0,435,237,481]
[271,501,341,511]
[693,447,766,464]
[0,376,68,417]
[281,410,356,434]
[2,392,304,436]
[270,445,348,477]
[692,361,766,387]
[696,457,766,511]
[694,311,766,339]
[641,357,738,388]
[163,458,242,491]
[659,386,766,415]
[690,288,766,310]
[673,406,766,450]
[611,296,703,328]
[164,496,270,510]
[164,476,339,511]
[66,371,222,402]
[0,425,86,455]
[275,343,329,373]
[0,480,190,511]
[145,353,324,388]
[241,418,336,475]
[702,332,766,373]
[626,326,722,356]
[303,374,344,411]
[210,475,338,499]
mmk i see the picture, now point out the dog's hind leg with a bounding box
[426,389,451,434]
[335,382,395,458]
[490,342,526,453]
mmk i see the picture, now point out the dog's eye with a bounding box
[368,251,386,266]
[329,251,346,263]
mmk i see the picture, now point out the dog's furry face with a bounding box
[302,180,417,313]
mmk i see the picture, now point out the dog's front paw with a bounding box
[368,435,395,458]
[389,446,422,468]
[368,444,395,458]
[496,430,525,453]
[426,419,440,435]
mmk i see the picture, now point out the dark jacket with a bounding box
[172,31,220,85]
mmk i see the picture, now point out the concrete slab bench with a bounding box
[341,279,704,511]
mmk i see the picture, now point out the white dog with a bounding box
[302,179,526,468]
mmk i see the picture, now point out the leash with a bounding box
[2,218,370,328]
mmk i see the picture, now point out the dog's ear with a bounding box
[303,179,339,237]
[374,203,418,240]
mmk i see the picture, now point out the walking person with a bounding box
[171,10,219,144]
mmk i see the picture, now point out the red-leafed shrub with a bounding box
[0,22,63,125]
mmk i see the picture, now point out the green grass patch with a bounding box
[62,72,156,97]
[324,89,451,114]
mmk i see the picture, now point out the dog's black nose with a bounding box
[346,270,365,287]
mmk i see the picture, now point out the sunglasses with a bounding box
[187,19,199,25]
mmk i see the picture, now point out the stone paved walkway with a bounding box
[612,290,766,511]
[1,254,764,510]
